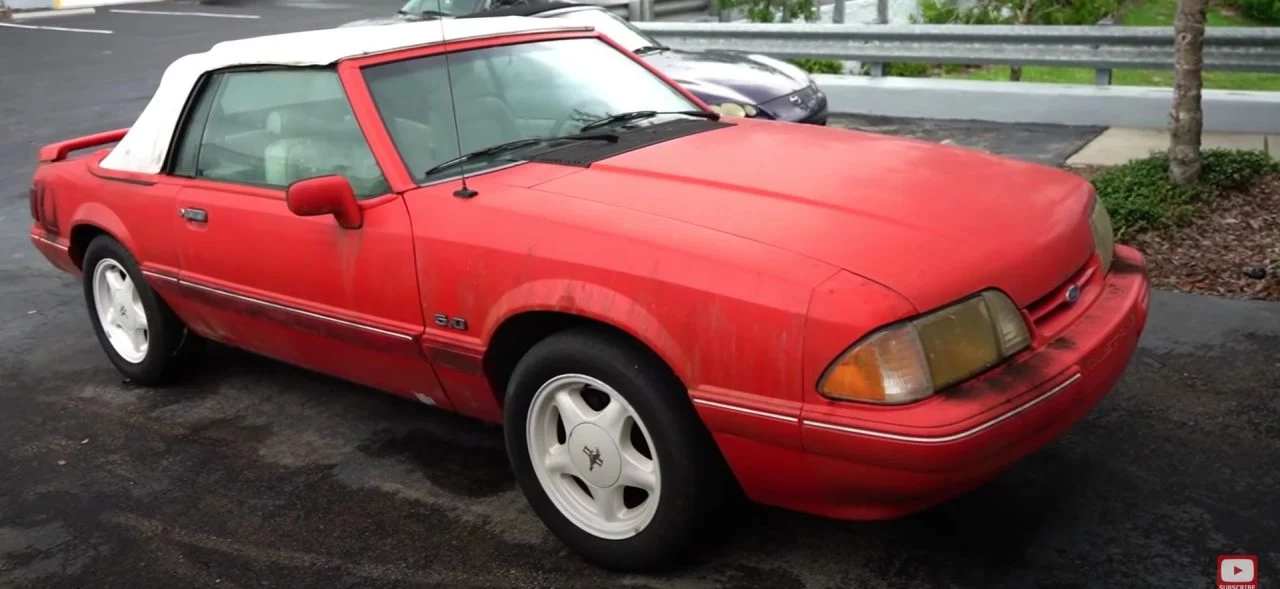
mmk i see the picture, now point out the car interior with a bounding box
[181,39,680,192]
[365,49,595,180]
[188,71,392,198]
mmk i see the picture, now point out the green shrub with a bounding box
[790,58,845,74]
[914,0,1003,22]
[1090,148,1279,237]
[914,0,1120,24]
[885,62,931,77]
[1199,148,1280,188]
[856,62,932,77]
[716,0,818,22]
[1228,0,1280,23]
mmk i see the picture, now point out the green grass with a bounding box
[942,0,1280,90]
[942,65,1280,91]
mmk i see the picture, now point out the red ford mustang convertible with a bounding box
[28,16,1149,572]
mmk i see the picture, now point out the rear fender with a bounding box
[68,203,136,264]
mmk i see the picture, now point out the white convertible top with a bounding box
[100,17,591,174]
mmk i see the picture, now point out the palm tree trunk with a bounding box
[1008,0,1035,81]
[1169,0,1206,185]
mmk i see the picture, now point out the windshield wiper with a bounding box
[423,132,618,178]
[578,109,719,133]
[634,45,670,55]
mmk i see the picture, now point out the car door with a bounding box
[167,67,450,407]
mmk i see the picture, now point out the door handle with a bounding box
[179,207,208,223]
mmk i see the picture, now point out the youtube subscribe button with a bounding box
[1219,555,1259,589]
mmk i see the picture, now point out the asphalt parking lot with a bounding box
[1,2,1277,587]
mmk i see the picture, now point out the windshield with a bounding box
[398,0,481,15]
[363,37,700,182]
[543,8,661,52]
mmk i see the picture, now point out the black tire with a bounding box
[81,235,203,386]
[504,326,735,572]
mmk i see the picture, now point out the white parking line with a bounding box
[107,8,261,18]
[0,22,113,34]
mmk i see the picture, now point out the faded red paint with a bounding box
[26,28,1150,522]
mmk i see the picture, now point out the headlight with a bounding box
[818,290,1031,404]
[1090,197,1115,273]
[710,102,754,117]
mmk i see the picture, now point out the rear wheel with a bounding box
[82,235,203,385]
[504,327,733,572]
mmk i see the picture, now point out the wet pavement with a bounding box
[1,2,1277,587]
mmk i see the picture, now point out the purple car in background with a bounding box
[341,0,828,124]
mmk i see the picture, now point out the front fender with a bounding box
[802,270,919,405]
[484,278,691,383]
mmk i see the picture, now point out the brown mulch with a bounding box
[1091,171,1280,301]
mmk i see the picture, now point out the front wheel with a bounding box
[504,327,734,572]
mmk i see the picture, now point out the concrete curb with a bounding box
[3,0,166,19]
[1065,127,1280,167]
[10,7,95,18]
[813,75,1280,135]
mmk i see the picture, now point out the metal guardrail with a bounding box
[590,0,715,21]
[632,22,1280,83]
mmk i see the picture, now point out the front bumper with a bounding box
[694,245,1150,520]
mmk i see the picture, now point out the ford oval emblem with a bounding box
[1064,284,1081,304]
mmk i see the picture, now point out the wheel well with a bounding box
[68,224,109,269]
[481,311,683,407]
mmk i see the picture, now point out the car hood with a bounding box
[531,120,1098,312]
[643,49,810,105]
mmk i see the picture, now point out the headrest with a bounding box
[265,109,356,136]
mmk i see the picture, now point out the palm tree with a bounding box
[1169,0,1206,185]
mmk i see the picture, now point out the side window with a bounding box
[173,68,390,199]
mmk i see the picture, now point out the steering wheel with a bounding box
[548,99,612,138]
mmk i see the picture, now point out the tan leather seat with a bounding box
[263,109,387,196]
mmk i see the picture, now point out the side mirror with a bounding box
[285,175,362,229]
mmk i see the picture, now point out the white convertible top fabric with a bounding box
[99,17,590,174]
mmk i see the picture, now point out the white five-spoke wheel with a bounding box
[526,374,661,540]
[91,258,149,364]
[81,235,203,386]
[505,327,737,573]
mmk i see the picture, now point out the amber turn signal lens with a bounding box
[819,325,933,404]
